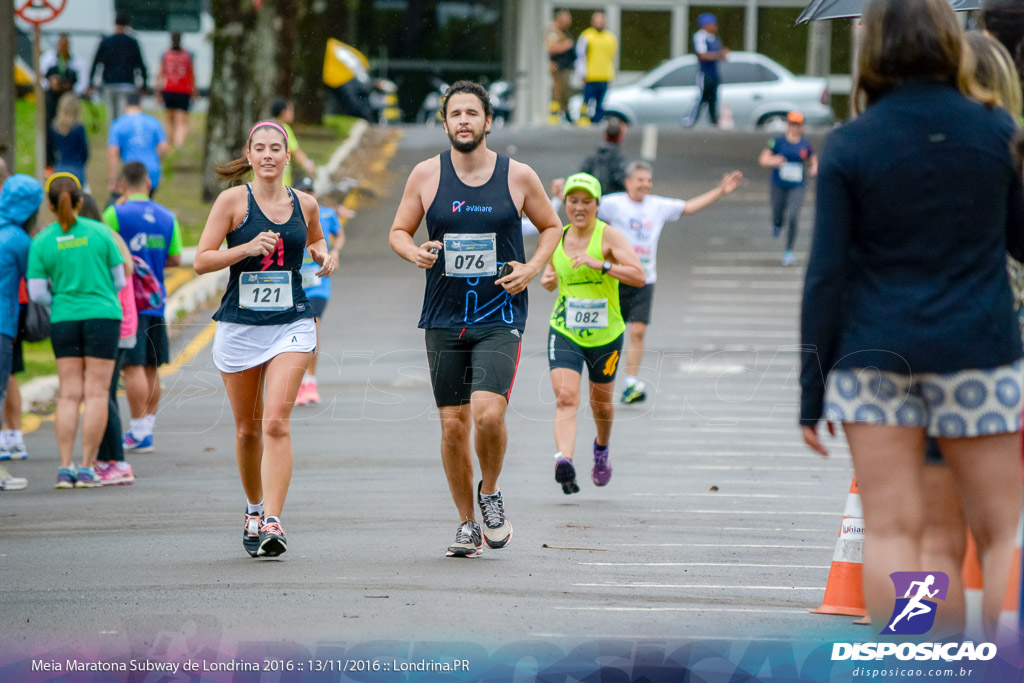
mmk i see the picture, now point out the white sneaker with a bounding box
[0,465,27,490]
[4,441,27,460]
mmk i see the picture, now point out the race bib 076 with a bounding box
[444,233,497,277]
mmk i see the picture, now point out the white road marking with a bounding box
[575,583,824,590]
[609,542,832,548]
[578,562,830,569]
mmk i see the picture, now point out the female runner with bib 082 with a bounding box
[195,120,337,558]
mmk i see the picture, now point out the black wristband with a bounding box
[601,260,612,274]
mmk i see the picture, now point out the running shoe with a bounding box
[592,440,612,486]
[243,511,263,557]
[0,441,27,461]
[477,481,512,549]
[55,467,76,489]
[782,250,796,266]
[98,463,135,486]
[123,432,154,453]
[620,385,646,404]
[74,467,103,488]
[295,381,310,406]
[305,382,321,405]
[257,518,287,557]
[555,457,580,495]
[0,465,27,490]
[771,224,782,238]
[445,520,483,558]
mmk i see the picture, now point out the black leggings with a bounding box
[771,183,807,252]
[97,348,127,462]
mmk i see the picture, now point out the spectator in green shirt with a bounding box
[27,173,125,490]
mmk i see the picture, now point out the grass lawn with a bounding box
[13,97,358,384]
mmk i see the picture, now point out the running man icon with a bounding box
[882,571,949,635]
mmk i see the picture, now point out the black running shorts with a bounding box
[425,326,523,407]
[124,315,170,367]
[51,318,120,360]
[308,296,329,319]
[548,327,623,384]
[618,283,654,324]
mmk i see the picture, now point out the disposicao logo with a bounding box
[831,571,997,663]
[882,572,947,636]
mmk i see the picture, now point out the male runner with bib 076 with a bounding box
[195,120,337,559]
[389,81,562,558]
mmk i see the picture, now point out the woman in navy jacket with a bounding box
[800,0,1024,638]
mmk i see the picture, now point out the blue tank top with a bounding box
[212,184,313,326]
[112,198,176,317]
[419,151,527,330]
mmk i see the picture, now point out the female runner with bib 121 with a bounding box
[195,121,336,558]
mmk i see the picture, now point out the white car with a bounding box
[571,52,834,129]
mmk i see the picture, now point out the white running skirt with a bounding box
[213,318,316,373]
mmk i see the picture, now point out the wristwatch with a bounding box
[601,260,612,274]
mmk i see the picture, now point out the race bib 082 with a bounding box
[566,297,609,329]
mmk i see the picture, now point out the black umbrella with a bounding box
[797,0,981,23]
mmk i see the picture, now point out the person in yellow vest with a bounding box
[540,173,644,495]
[575,12,618,123]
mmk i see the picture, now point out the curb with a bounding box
[20,121,372,414]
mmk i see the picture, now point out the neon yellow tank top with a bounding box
[549,220,624,347]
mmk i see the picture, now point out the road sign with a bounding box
[15,0,66,26]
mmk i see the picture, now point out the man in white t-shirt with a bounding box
[599,160,742,403]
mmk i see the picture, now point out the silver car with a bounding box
[571,52,834,129]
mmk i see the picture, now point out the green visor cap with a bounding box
[564,172,602,199]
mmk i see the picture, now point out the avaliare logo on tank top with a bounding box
[452,200,493,213]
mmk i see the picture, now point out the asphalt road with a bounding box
[0,124,866,669]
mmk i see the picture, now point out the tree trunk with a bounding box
[275,0,297,100]
[201,0,279,201]
[292,0,334,125]
[0,1,15,171]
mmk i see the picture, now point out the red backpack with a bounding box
[162,50,194,94]
[132,256,165,312]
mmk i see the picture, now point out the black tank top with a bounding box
[213,183,313,326]
[419,151,527,330]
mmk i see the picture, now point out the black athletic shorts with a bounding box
[51,319,120,360]
[12,308,25,374]
[161,91,192,111]
[308,296,329,319]
[425,326,523,407]
[619,283,654,324]
[548,327,623,384]
[124,315,170,367]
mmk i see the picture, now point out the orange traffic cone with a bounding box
[810,478,867,617]
[999,508,1022,633]
[963,531,985,637]
[718,102,735,131]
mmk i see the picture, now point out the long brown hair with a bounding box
[964,31,1023,119]
[214,120,289,183]
[854,0,990,112]
[46,174,82,233]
